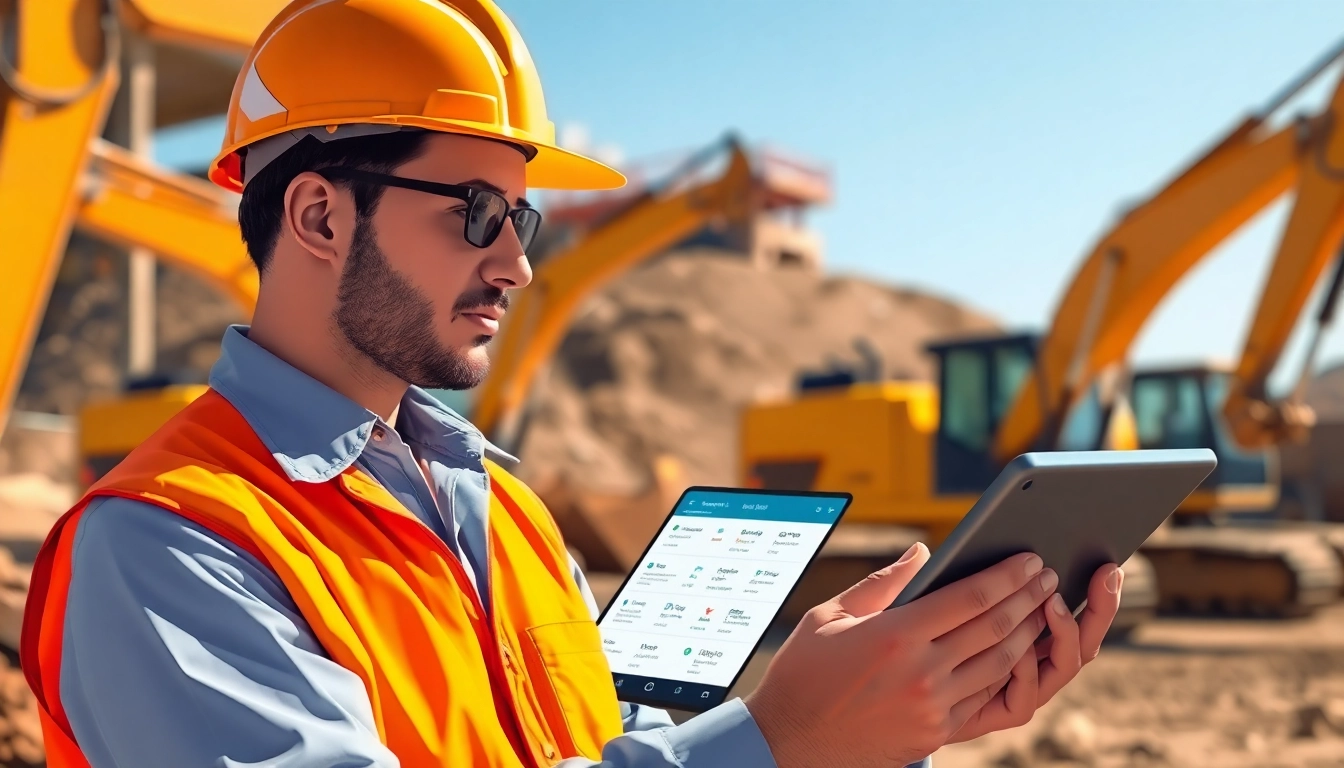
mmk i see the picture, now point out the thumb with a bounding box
[829,542,929,619]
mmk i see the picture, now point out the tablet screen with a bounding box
[596,486,851,712]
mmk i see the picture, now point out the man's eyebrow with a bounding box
[458,178,530,207]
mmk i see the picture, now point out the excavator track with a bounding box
[1275,521,1344,596]
[1139,525,1343,618]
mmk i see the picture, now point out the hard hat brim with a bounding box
[209,115,627,194]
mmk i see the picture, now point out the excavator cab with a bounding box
[926,334,1040,494]
[1130,365,1279,517]
[925,332,1132,493]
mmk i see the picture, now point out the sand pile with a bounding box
[514,249,999,496]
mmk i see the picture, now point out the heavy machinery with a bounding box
[742,37,1344,625]
[0,0,286,443]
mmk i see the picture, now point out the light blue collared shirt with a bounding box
[58,325,931,768]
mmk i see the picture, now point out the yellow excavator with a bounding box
[742,36,1344,625]
[0,0,286,443]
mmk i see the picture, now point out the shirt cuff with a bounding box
[660,698,777,768]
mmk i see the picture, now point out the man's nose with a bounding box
[480,218,533,290]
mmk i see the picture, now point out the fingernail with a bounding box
[1106,568,1121,593]
[1039,569,1059,593]
[896,543,922,565]
[1051,593,1068,616]
[1023,554,1043,577]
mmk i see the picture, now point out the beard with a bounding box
[333,216,508,390]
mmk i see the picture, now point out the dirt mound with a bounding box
[513,249,999,496]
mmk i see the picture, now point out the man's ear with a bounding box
[283,171,354,267]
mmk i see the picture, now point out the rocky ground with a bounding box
[702,605,1344,768]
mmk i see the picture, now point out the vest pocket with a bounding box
[520,620,624,759]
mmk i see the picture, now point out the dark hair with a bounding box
[237,131,432,273]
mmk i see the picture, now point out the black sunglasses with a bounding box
[318,167,542,252]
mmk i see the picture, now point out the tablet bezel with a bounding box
[596,484,853,713]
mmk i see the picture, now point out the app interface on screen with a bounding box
[599,489,846,699]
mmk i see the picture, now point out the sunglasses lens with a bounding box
[513,208,542,252]
[466,193,509,247]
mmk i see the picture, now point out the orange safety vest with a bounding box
[22,390,625,767]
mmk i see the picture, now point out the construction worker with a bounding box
[21,1,1122,767]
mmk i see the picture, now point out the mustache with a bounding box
[453,286,510,315]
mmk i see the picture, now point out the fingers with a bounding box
[828,542,930,619]
[1035,592,1082,702]
[1001,644,1040,718]
[942,605,1048,704]
[946,635,1040,743]
[1077,564,1123,662]
[883,552,1046,639]
[934,567,1058,663]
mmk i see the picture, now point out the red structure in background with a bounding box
[540,143,833,271]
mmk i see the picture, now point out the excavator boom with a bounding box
[0,0,121,439]
[992,116,1305,461]
[1222,105,1344,448]
[0,0,285,438]
[76,139,256,309]
[998,39,1344,463]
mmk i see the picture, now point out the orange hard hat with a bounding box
[208,0,625,193]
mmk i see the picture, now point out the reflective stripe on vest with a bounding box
[21,390,624,767]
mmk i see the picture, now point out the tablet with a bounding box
[888,448,1217,613]
[597,486,852,712]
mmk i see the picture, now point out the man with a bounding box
[21,2,1122,767]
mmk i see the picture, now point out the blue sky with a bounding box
[158,1,1344,392]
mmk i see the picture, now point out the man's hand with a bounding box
[743,543,1067,768]
[945,563,1123,744]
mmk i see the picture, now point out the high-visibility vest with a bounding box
[22,389,624,767]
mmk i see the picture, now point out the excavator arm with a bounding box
[1222,100,1344,449]
[473,137,759,447]
[992,114,1306,461]
[0,0,281,438]
[993,39,1344,463]
[76,139,256,309]
[0,0,122,439]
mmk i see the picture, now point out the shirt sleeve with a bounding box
[60,497,400,768]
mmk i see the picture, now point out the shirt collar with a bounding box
[208,325,518,483]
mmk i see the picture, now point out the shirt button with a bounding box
[371,426,386,442]
[543,743,556,759]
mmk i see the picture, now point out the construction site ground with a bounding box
[568,568,1344,767]
[726,603,1344,768]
